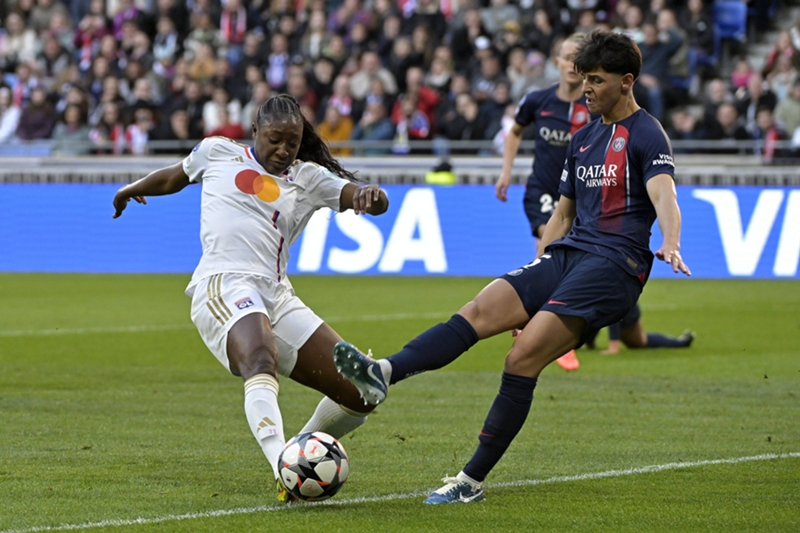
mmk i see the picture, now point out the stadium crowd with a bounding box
[0,0,792,158]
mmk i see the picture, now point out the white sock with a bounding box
[244,374,284,479]
[300,396,368,439]
[378,359,392,383]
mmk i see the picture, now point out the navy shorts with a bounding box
[500,247,643,346]
[523,177,559,237]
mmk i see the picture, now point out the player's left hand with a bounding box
[351,184,383,215]
[655,246,691,276]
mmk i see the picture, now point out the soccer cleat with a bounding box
[333,341,388,405]
[276,478,298,504]
[424,472,485,504]
[678,329,695,347]
[556,349,580,371]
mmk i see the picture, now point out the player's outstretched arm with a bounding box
[112,162,191,218]
[536,196,576,257]
[340,183,389,216]
[495,122,524,202]
[646,174,691,276]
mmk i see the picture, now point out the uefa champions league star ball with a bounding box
[278,431,350,501]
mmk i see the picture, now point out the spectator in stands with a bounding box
[7,61,40,110]
[125,106,156,154]
[328,0,370,39]
[242,80,272,128]
[111,0,141,41]
[317,104,354,155]
[46,9,74,53]
[388,36,417,94]
[73,0,111,72]
[507,48,545,102]
[481,0,519,36]
[96,34,124,76]
[153,15,181,65]
[351,99,395,155]
[479,79,512,138]
[425,51,454,97]
[638,20,684,123]
[167,79,208,136]
[123,77,159,124]
[405,0,447,46]
[321,34,349,74]
[525,8,559,60]
[574,9,599,36]
[767,54,797,103]
[449,8,490,74]
[471,51,507,105]
[0,12,37,72]
[89,77,121,125]
[376,13,402,64]
[299,8,327,61]
[51,103,91,156]
[55,83,89,119]
[666,107,705,153]
[752,106,790,164]
[731,57,755,91]
[0,87,22,144]
[85,55,111,102]
[322,73,355,122]
[187,41,217,85]
[202,86,241,135]
[206,107,246,140]
[410,24,436,70]
[89,100,126,154]
[775,77,800,137]
[151,109,195,154]
[309,56,335,103]
[16,86,56,141]
[706,102,750,153]
[657,9,691,86]
[391,92,431,152]
[266,32,291,91]
[736,74,778,134]
[29,0,73,34]
[350,51,398,100]
[219,0,249,64]
[438,92,491,154]
[679,0,715,62]
[184,11,224,63]
[37,35,71,89]
[616,4,644,44]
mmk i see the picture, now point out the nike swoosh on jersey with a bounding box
[540,110,555,116]
[547,299,567,305]
[579,145,591,152]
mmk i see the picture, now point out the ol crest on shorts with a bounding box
[235,297,255,310]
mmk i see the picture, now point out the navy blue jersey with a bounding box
[555,109,675,281]
[515,84,591,196]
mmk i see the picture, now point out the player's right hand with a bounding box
[112,192,146,218]
[495,173,511,202]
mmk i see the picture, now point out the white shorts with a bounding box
[187,273,323,377]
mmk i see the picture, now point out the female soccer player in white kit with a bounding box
[112,94,389,502]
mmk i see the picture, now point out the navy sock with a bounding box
[386,314,479,384]
[463,372,538,482]
[608,322,622,341]
[646,333,689,348]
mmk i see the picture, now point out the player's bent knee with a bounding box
[232,346,280,381]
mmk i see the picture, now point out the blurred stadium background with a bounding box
[1,3,798,531]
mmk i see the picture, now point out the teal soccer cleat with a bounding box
[333,341,388,405]
[424,473,485,504]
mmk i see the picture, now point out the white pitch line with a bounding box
[0,312,451,338]
[1,452,797,533]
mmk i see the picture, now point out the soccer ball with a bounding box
[278,431,349,501]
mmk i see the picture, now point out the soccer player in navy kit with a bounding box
[496,33,590,371]
[334,31,691,503]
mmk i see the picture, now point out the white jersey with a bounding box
[182,136,349,290]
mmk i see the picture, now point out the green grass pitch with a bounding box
[0,274,798,532]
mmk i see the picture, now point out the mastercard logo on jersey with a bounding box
[235,169,281,202]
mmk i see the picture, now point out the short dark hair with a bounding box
[573,31,642,81]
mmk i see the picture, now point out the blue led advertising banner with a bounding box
[0,184,797,278]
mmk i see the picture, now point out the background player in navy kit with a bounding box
[495,33,590,372]
[585,303,694,355]
[333,31,691,504]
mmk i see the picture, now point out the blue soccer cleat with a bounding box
[423,473,485,504]
[333,341,388,405]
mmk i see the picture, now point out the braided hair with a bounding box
[255,94,357,182]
